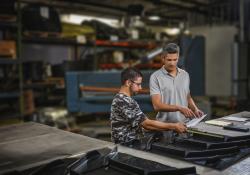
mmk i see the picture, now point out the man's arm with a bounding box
[187,94,203,117]
[141,118,187,133]
[151,94,179,112]
[151,94,196,118]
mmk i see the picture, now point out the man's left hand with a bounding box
[194,109,204,118]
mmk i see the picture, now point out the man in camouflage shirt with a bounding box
[110,67,187,144]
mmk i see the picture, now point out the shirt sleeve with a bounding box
[150,73,160,96]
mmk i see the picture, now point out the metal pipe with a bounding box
[239,0,244,42]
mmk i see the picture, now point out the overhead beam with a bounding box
[177,0,209,7]
[20,0,125,18]
[146,0,209,15]
[61,0,128,12]
[144,11,187,21]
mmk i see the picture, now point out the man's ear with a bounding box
[125,79,131,87]
[161,57,164,63]
[161,55,165,62]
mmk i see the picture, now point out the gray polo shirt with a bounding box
[150,66,190,123]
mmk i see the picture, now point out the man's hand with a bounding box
[174,122,187,133]
[194,108,204,117]
[178,106,196,118]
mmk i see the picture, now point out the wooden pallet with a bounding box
[0,14,16,22]
[0,40,16,59]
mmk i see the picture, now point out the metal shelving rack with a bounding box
[17,0,24,118]
[0,0,23,120]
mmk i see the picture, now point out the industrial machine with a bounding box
[66,71,153,113]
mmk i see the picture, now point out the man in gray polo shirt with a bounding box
[150,43,203,141]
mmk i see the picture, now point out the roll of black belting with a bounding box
[0,0,16,15]
[21,3,62,33]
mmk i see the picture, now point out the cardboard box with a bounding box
[23,90,35,115]
[0,40,16,59]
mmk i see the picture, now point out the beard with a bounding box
[165,65,177,73]
[166,65,175,70]
[129,86,138,96]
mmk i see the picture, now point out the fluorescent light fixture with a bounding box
[183,29,190,35]
[164,27,180,35]
[61,14,119,27]
[148,15,160,21]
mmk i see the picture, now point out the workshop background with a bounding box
[0,0,249,141]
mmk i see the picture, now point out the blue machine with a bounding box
[66,71,154,113]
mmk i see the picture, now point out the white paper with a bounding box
[40,7,49,19]
[186,114,207,128]
[205,120,232,127]
[223,116,249,122]
[244,122,250,126]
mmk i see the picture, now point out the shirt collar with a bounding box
[161,66,181,76]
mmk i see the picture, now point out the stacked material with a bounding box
[122,112,250,170]
[61,23,95,42]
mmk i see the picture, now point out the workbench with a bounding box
[0,122,249,175]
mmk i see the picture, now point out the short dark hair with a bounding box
[162,43,180,55]
[121,67,143,85]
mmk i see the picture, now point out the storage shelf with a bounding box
[0,2,23,119]
[22,37,157,49]
[99,63,162,70]
[0,92,20,98]
[95,40,156,49]
[0,21,17,29]
[0,113,20,120]
[22,37,78,46]
[0,58,19,64]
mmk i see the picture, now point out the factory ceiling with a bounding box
[20,0,244,27]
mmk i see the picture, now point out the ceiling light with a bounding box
[184,29,190,35]
[148,16,160,21]
[164,28,180,36]
[61,14,119,27]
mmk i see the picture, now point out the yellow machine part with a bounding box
[62,23,95,38]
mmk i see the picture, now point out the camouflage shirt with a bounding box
[110,93,147,144]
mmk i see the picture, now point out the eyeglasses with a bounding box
[130,79,142,86]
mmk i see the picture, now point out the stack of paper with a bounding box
[205,120,232,127]
[223,116,249,122]
[186,114,207,128]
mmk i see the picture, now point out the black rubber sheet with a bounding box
[0,122,112,174]
[5,147,197,175]
[148,133,250,170]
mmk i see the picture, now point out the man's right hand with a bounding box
[178,106,196,118]
[174,123,187,133]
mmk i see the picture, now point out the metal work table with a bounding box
[0,122,249,175]
[0,122,113,174]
